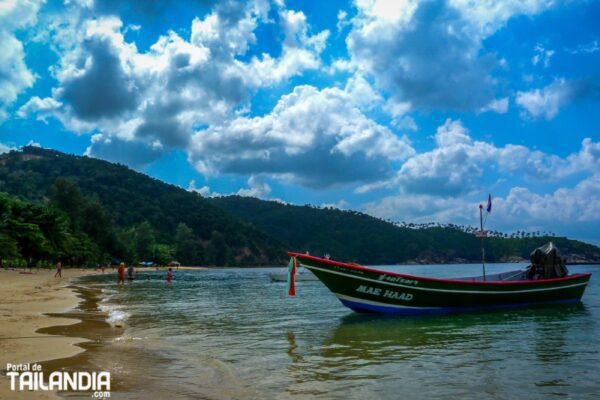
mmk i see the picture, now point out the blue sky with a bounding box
[0,0,598,243]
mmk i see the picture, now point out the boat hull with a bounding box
[288,253,591,315]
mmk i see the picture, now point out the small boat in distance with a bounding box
[287,245,591,315]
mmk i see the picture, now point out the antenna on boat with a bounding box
[476,194,492,281]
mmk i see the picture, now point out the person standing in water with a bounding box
[118,262,125,286]
[54,261,62,278]
[127,264,135,282]
[167,268,173,285]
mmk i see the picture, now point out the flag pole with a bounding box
[479,204,487,281]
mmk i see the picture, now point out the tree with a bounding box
[118,227,138,264]
[51,178,84,230]
[68,234,100,267]
[0,193,73,267]
[34,207,72,260]
[0,233,18,259]
[0,231,18,268]
[11,219,53,268]
[209,231,230,266]
[174,222,197,265]
[135,221,156,261]
[0,197,19,266]
[153,244,174,265]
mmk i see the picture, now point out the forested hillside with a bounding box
[0,147,285,266]
[210,195,600,264]
[1,146,598,267]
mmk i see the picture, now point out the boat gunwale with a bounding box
[287,252,592,286]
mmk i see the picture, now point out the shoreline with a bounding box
[2,264,597,399]
[0,268,99,399]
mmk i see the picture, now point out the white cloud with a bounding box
[564,138,600,176]
[363,119,600,196]
[321,199,350,210]
[245,7,329,87]
[0,0,44,122]
[434,119,472,147]
[516,79,573,119]
[355,0,419,23]
[449,0,557,37]
[188,176,276,200]
[0,142,16,154]
[84,133,165,167]
[0,0,44,29]
[326,58,356,74]
[531,44,554,68]
[480,97,509,114]
[17,96,62,122]
[346,0,556,112]
[496,175,600,225]
[392,115,418,131]
[337,10,350,32]
[344,74,382,109]
[364,193,472,224]
[566,40,599,55]
[189,83,414,188]
[516,77,600,120]
[64,0,93,8]
[22,1,329,166]
[236,176,272,198]
[187,180,215,197]
[363,174,600,241]
[25,140,41,148]
[394,120,493,195]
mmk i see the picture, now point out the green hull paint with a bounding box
[289,253,591,313]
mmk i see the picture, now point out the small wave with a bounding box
[101,287,120,296]
[99,289,125,307]
[113,335,145,343]
[99,301,119,312]
[104,306,131,327]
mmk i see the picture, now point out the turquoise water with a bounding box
[77,264,600,399]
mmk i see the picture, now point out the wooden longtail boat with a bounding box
[287,252,592,315]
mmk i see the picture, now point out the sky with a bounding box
[0,0,599,243]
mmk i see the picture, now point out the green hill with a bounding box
[0,147,285,266]
[1,146,598,267]
[209,195,600,264]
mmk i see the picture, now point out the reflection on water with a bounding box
[325,302,589,361]
[46,265,600,399]
[281,302,595,399]
[287,331,304,364]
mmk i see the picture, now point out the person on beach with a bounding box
[118,262,125,286]
[54,261,62,278]
[167,268,173,285]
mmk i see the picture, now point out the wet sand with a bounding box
[0,269,187,399]
[0,268,99,399]
[39,285,178,399]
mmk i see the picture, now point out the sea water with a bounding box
[66,264,599,399]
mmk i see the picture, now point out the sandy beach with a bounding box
[0,268,98,399]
